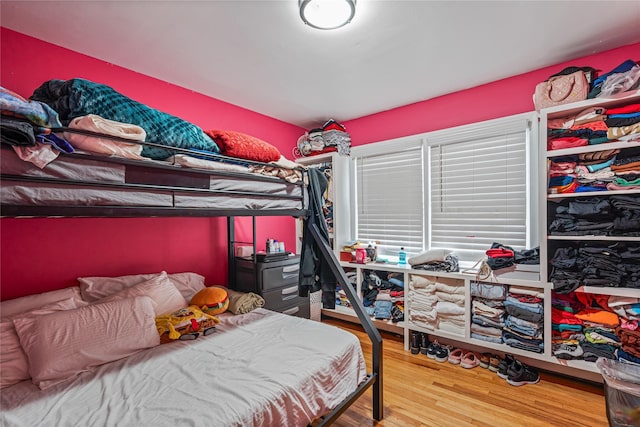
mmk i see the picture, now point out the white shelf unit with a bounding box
[539,90,640,378]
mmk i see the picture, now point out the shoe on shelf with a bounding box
[427,340,441,359]
[497,354,516,379]
[488,355,502,372]
[479,352,492,369]
[410,331,420,355]
[507,361,540,386]
[448,348,464,365]
[435,345,452,363]
[461,352,480,369]
[420,332,430,355]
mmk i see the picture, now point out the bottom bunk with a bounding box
[1,308,367,427]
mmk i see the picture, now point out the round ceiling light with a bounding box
[299,0,356,30]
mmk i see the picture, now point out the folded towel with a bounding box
[226,289,265,314]
[64,114,146,160]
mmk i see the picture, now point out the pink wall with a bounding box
[1,27,638,301]
[344,43,640,145]
[0,28,304,300]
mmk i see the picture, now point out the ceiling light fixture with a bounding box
[299,0,356,30]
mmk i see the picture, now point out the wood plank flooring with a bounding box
[325,318,608,427]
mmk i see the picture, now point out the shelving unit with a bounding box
[540,90,640,378]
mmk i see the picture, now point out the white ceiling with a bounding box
[2,1,640,129]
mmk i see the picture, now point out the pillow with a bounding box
[78,271,205,302]
[204,130,281,163]
[13,295,159,390]
[1,286,82,319]
[99,272,187,316]
[0,297,88,389]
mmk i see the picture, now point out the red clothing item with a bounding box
[607,103,640,114]
[552,307,584,325]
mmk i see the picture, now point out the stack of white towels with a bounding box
[408,275,465,337]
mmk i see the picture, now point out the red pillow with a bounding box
[205,130,281,163]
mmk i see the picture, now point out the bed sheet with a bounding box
[0,309,366,427]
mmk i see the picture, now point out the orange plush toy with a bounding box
[190,286,230,315]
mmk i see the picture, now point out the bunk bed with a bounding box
[0,127,383,426]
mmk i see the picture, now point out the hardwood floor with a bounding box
[325,318,609,427]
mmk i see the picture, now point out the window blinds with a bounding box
[428,117,531,257]
[355,145,425,257]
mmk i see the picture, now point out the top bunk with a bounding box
[0,79,308,219]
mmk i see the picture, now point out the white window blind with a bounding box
[428,116,531,260]
[355,144,424,257]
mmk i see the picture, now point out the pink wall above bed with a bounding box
[0,28,304,300]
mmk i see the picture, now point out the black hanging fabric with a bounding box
[298,167,337,308]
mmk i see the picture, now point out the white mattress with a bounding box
[1,149,305,212]
[0,309,366,427]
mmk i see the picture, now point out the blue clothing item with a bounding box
[364,306,375,317]
[549,175,574,187]
[607,112,640,119]
[388,277,404,288]
[471,332,503,344]
[471,282,507,300]
[505,316,541,338]
[503,338,545,353]
[592,59,638,86]
[36,133,74,153]
[472,314,505,329]
[586,157,615,173]
[373,300,393,320]
[618,348,640,365]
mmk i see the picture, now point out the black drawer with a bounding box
[262,263,299,291]
[263,284,308,311]
[279,300,310,319]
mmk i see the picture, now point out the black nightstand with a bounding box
[233,255,309,318]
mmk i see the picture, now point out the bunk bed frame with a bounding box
[0,139,383,425]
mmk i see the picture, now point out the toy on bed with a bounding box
[189,286,230,315]
[155,305,220,344]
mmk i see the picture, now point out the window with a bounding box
[347,112,538,263]
[351,138,425,258]
[427,113,537,261]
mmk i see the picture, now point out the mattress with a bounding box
[0,148,305,214]
[0,309,366,427]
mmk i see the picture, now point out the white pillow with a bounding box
[78,271,205,302]
[0,297,88,389]
[99,272,187,316]
[13,295,159,390]
[1,286,82,319]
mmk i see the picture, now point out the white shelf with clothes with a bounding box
[539,90,640,375]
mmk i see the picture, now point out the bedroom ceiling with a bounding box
[2,1,640,129]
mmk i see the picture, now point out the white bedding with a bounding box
[0,309,366,427]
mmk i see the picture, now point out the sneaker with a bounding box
[409,331,420,355]
[461,352,480,369]
[479,352,492,369]
[426,340,440,359]
[435,345,452,363]
[419,333,430,355]
[506,361,540,386]
[497,354,516,379]
[488,355,501,372]
[448,348,464,365]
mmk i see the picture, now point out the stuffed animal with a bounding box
[190,286,230,315]
[155,305,220,344]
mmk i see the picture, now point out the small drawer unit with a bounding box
[233,255,309,318]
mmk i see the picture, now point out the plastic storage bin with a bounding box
[597,358,640,427]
